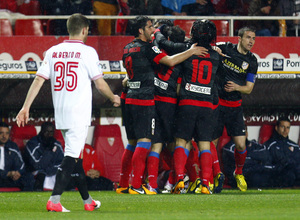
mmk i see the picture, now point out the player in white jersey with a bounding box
[16,13,120,212]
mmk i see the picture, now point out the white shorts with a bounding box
[61,126,89,158]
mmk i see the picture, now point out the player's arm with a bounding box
[224,81,255,94]
[159,43,208,67]
[16,76,45,127]
[224,72,256,94]
[93,77,121,107]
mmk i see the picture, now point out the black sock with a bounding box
[72,159,90,201]
[52,156,76,196]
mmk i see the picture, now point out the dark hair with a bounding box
[0,122,9,128]
[276,116,291,126]
[168,25,185,43]
[154,19,173,28]
[67,13,90,36]
[128,16,152,37]
[238,26,256,38]
[40,122,55,135]
[191,19,216,47]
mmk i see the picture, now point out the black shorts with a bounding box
[125,104,155,140]
[152,101,177,144]
[212,105,246,139]
[174,105,214,142]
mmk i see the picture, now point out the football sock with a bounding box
[147,151,160,189]
[51,156,76,197]
[210,142,221,177]
[200,150,213,186]
[119,144,135,187]
[73,159,89,201]
[173,146,189,182]
[83,195,93,205]
[131,142,151,189]
[234,148,247,175]
[185,147,199,182]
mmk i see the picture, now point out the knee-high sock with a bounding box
[173,146,189,182]
[119,144,135,187]
[234,148,247,175]
[72,159,89,201]
[147,151,160,189]
[210,142,221,177]
[199,150,212,186]
[52,156,77,197]
[185,147,199,182]
[131,142,151,189]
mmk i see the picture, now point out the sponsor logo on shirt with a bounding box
[128,81,141,89]
[185,83,211,95]
[223,58,247,74]
[152,46,162,54]
[154,77,168,90]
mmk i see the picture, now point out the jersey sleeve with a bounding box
[87,47,104,81]
[36,49,51,80]
[146,45,167,64]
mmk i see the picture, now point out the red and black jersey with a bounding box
[216,42,258,103]
[178,44,221,109]
[122,39,167,106]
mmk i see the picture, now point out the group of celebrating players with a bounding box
[117,16,258,195]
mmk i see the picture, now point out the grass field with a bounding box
[1,189,300,220]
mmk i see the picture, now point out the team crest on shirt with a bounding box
[242,61,249,70]
[152,46,162,54]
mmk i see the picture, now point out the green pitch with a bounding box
[1,189,300,219]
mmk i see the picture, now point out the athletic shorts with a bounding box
[125,104,155,140]
[174,105,214,142]
[152,101,177,144]
[212,105,246,139]
[61,126,89,158]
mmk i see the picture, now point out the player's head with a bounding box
[190,19,216,47]
[237,26,256,54]
[67,13,90,42]
[154,19,173,38]
[129,16,154,42]
[275,116,291,138]
[168,25,185,43]
[0,122,9,145]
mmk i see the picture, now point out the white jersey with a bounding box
[37,40,103,129]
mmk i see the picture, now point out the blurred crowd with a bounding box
[0,0,299,36]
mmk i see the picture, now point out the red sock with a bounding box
[234,148,247,175]
[131,142,151,189]
[167,170,176,185]
[210,142,221,177]
[185,147,199,182]
[173,146,189,182]
[119,147,134,187]
[147,152,160,189]
[199,150,212,186]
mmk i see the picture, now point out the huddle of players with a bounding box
[117,16,258,195]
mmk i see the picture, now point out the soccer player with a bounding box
[172,19,221,194]
[212,26,258,192]
[16,13,120,212]
[122,16,207,194]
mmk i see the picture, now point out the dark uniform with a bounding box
[213,42,258,139]
[175,44,221,142]
[122,39,167,140]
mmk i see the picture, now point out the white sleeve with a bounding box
[87,48,103,80]
[36,49,51,80]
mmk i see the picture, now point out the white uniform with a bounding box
[37,40,103,157]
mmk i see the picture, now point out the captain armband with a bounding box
[246,73,256,83]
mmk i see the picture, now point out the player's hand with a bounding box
[112,95,121,107]
[212,46,226,57]
[16,107,29,127]
[190,43,208,56]
[224,81,239,92]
